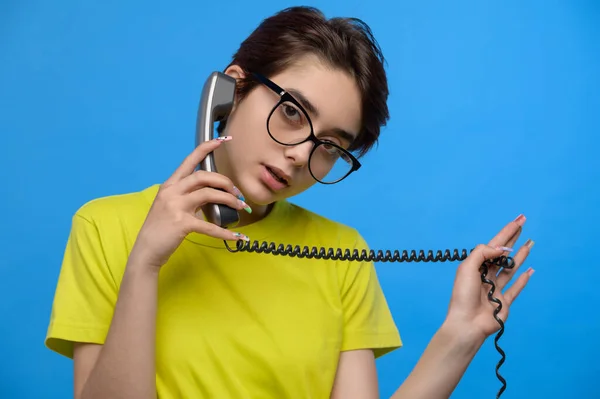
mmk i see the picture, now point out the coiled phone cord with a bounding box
[224,239,515,399]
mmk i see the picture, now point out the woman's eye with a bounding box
[282,104,301,122]
[321,141,341,154]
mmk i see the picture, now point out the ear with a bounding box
[224,64,246,81]
[222,64,246,112]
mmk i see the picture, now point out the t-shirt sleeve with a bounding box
[337,230,402,358]
[45,212,118,359]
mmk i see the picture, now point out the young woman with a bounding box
[45,6,535,399]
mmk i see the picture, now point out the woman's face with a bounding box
[214,56,363,206]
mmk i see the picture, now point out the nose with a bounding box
[283,140,314,167]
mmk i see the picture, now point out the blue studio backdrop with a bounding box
[1,0,598,398]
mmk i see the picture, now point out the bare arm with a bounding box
[389,321,483,399]
[76,260,160,399]
[329,325,480,399]
[330,350,379,399]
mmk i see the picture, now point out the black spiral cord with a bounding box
[225,239,515,399]
[479,256,515,399]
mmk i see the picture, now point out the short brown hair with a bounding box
[219,6,389,157]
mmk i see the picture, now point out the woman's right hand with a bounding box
[129,136,250,269]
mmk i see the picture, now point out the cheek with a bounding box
[228,108,271,148]
[291,172,318,194]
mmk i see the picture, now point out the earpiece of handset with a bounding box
[194,71,240,229]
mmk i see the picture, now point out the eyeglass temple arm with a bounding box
[250,72,285,96]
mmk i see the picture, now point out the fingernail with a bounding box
[215,136,232,142]
[526,267,535,276]
[233,232,249,241]
[525,238,535,249]
[238,200,252,214]
[495,246,514,252]
[514,214,526,226]
[233,186,245,201]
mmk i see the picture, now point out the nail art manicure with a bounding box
[525,239,535,249]
[495,246,514,252]
[514,213,526,226]
[526,267,535,276]
[238,200,252,214]
[233,232,250,241]
[215,136,232,142]
[233,186,246,202]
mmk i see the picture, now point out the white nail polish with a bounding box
[496,246,513,252]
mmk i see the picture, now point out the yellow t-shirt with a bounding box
[45,184,401,398]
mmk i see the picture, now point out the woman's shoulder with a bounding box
[70,184,159,244]
[74,184,158,224]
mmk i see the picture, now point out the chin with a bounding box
[248,190,277,206]
[235,179,277,206]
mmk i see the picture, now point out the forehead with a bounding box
[267,57,363,135]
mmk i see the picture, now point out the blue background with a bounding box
[1,0,598,398]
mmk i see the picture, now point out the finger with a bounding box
[487,214,527,249]
[489,226,523,276]
[165,136,232,184]
[177,169,238,197]
[496,239,534,289]
[503,267,535,306]
[184,215,250,242]
[185,187,249,214]
[486,215,525,278]
[465,244,508,273]
[505,226,523,248]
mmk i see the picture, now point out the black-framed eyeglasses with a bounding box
[250,72,361,184]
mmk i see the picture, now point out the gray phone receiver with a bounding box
[195,71,240,228]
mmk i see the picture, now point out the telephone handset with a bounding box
[195,71,514,398]
[194,71,241,228]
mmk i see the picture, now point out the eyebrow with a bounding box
[329,128,357,145]
[286,88,319,117]
[285,87,358,144]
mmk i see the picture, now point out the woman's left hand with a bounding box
[445,214,535,341]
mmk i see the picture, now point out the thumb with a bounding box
[467,244,513,270]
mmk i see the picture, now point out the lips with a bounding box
[265,165,291,186]
[260,164,291,191]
